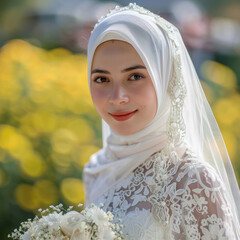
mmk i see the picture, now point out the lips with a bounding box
[109,110,137,121]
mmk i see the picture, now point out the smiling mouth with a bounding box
[109,110,137,121]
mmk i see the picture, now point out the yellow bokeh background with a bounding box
[201,61,240,162]
[0,40,101,215]
[0,40,239,237]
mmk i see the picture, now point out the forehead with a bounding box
[96,40,132,51]
[92,40,144,67]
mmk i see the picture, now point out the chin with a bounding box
[113,126,140,136]
[116,131,134,136]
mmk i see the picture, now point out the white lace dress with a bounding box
[93,150,238,239]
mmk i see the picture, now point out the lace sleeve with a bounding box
[170,160,238,240]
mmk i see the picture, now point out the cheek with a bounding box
[90,87,107,113]
[136,84,157,115]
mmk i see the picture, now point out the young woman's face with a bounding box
[90,40,157,135]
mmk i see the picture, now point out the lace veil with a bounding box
[84,3,240,226]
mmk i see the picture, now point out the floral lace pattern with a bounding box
[89,4,239,239]
[94,150,237,240]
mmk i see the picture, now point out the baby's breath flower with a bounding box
[8,203,124,240]
[67,206,73,211]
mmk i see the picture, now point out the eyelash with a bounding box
[93,77,109,83]
[93,74,145,83]
[129,74,144,81]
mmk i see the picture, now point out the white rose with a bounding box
[102,229,116,240]
[85,206,109,227]
[21,230,31,240]
[71,228,91,240]
[60,211,84,236]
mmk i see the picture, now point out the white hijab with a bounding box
[84,4,240,224]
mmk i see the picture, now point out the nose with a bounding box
[108,83,129,105]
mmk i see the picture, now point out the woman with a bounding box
[84,3,240,239]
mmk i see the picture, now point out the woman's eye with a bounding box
[129,74,144,81]
[94,77,108,83]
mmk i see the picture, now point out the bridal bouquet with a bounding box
[8,203,124,240]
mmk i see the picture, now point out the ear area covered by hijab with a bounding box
[84,3,240,228]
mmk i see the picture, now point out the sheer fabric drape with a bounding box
[84,3,240,239]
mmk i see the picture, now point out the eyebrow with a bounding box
[91,64,146,74]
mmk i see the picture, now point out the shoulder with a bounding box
[177,152,224,190]
[171,151,232,217]
[164,152,238,239]
[150,149,226,195]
